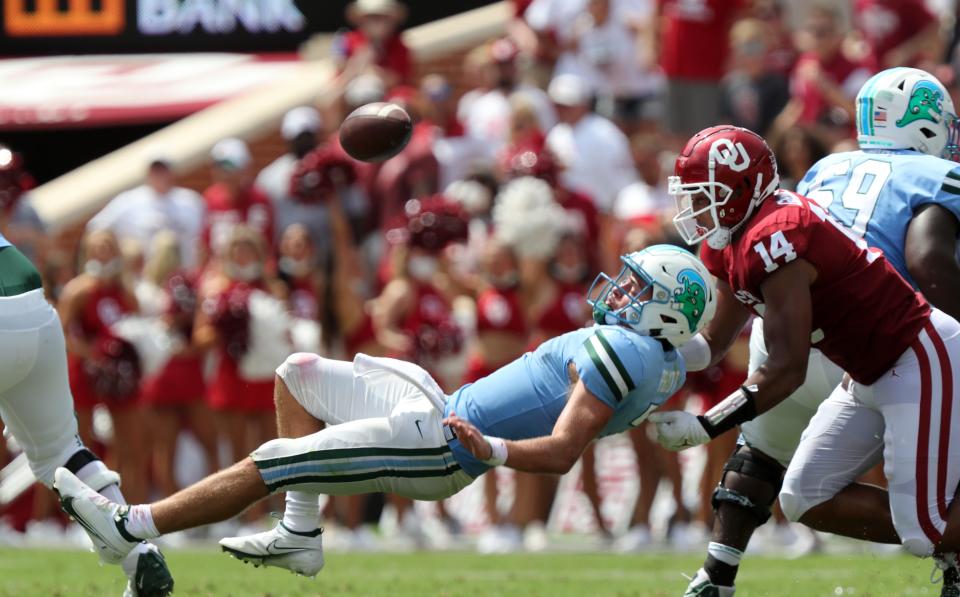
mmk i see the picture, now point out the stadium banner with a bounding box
[0,53,303,129]
[0,0,496,56]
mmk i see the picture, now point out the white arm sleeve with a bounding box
[677,334,711,372]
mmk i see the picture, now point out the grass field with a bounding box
[0,548,942,597]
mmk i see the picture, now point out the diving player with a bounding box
[0,233,173,596]
[671,67,960,596]
[650,123,960,596]
[53,245,716,578]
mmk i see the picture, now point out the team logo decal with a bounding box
[673,268,707,332]
[897,80,944,128]
[709,138,750,172]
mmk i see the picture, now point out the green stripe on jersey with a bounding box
[584,334,626,401]
[595,330,635,393]
[942,181,960,195]
[264,463,462,492]
[254,445,452,469]
[945,170,960,183]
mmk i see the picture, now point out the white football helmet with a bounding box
[587,244,717,347]
[856,67,960,160]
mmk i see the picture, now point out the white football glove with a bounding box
[648,411,711,451]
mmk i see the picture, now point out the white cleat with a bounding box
[219,522,324,578]
[53,467,139,565]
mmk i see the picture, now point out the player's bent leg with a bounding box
[685,326,841,596]
[871,311,960,558]
[0,299,174,596]
[779,382,893,542]
[223,395,471,576]
[687,445,783,595]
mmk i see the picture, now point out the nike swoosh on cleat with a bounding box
[61,497,111,550]
[266,539,312,554]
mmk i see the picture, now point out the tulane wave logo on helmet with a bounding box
[673,269,707,332]
[897,80,944,128]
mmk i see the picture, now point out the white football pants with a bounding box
[741,318,843,466]
[781,309,960,557]
[0,290,84,487]
[251,353,474,501]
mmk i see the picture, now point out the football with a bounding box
[338,101,413,163]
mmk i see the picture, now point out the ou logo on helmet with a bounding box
[709,138,750,172]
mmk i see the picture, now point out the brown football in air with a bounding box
[338,102,413,163]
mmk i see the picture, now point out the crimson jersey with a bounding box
[476,287,527,336]
[701,190,929,385]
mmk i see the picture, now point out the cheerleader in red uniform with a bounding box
[137,233,219,496]
[528,230,592,346]
[58,230,147,503]
[372,197,468,385]
[194,226,283,477]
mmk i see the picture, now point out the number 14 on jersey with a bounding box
[753,231,797,272]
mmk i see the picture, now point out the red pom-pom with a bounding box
[387,195,470,252]
[289,145,358,204]
[84,335,142,402]
[206,285,253,360]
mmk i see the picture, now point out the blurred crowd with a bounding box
[0,0,957,553]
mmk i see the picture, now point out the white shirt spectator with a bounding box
[87,183,205,269]
[547,113,635,212]
[546,75,636,213]
[257,106,336,256]
[613,179,672,222]
[554,7,662,99]
[461,86,556,152]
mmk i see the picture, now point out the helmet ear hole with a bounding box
[897,79,906,91]
[660,314,678,325]
[920,127,937,139]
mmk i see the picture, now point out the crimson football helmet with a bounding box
[670,126,779,249]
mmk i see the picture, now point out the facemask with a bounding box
[408,255,438,282]
[279,256,313,277]
[226,262,262,282]
[551,262,587,284]
[84,258,122,280]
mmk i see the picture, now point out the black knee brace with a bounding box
[63,449,99,474]
[711,445,784,525]
[64,448,121,493]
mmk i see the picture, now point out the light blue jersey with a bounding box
[0,232,9,249]
[444,324,685,476]
[797,149,960,288]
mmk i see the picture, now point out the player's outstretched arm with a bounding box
[443,381,613,475]
[652,259,815,450]
[905,204,960,322]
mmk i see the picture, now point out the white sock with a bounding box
[707,541,744,567]
[124,505,160,540]
[75,460,127,505]
[282,491,320,533]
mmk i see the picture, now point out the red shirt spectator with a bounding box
[336,0,412,87]
[790,51,873,126]
[339,30,412,85]
[203,183,274,259]
[657,0,746,81]
[202,138,274,260]
[854,0,939,68]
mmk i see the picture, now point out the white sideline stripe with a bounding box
[589,335,628,397]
